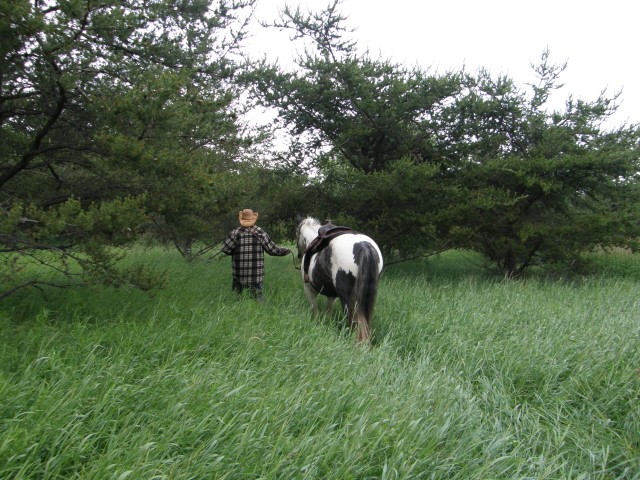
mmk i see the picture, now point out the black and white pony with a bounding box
[295,217,383,344]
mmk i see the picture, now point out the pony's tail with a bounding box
[350,243,380,343]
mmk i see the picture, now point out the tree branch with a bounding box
[0,62,68,188]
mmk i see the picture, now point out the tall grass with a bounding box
[1,247,638,479]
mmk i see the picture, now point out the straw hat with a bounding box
[238,209,258,227]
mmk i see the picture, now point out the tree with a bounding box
[1,0,256,298]
[253,20,461,172]
[441,54,640,277]
[253,3,640,275]
[250,0,463,257]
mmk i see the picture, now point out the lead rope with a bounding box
[291,250,300,270]
[208,250,225,261]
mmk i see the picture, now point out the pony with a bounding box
[295,217,383,344]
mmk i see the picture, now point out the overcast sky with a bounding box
[246,0,638,128]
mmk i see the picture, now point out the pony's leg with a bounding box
[324,297,336,315]
[303,283,320,317]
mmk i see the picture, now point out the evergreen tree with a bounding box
[444,54,640,276]
[251,0,462,257]
[1,0,256,298]
[254,3,640,274]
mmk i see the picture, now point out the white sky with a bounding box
[246,0,638,128]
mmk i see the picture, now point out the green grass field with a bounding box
[1,248,638,479]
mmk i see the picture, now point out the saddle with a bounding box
[303,223,355,283]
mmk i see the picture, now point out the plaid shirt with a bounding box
[221,226,289,284]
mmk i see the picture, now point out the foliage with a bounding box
[1,0,257,297]
[445,58,640,277]
[3,0,639,298]
[241,166,316,242]
[250,1,466,257]
[254,2,640,276]
[252,2,461,174]
[312,159,450,256]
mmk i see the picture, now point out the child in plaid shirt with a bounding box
[221,209,290,300]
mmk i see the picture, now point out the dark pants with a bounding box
[232,280,263,300]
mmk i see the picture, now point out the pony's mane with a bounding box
[296,216,322,252]
[302,216,321,228]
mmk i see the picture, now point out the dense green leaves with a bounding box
[446,67,640,276]
[255,55,461,173]
[2,0,639,300]
[254,3,640,276]
[1,0,257,297]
